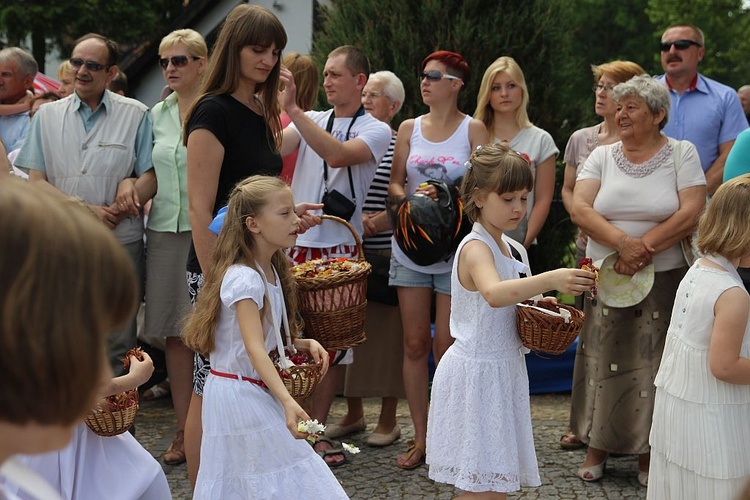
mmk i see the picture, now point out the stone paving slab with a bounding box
[136,393,646,499]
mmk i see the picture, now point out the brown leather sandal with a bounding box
[395,440,425,470]
[560,430,585,450]
[163,430,186,465]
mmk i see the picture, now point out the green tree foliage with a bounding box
[312,0,588,271]
[0,0,186,73]
[646,0,750,89]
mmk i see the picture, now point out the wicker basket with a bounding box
[269,348,323,399]
[84,389,139,437]
[517,300,585,355]
[293,215,371,351]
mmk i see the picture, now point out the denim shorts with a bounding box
[388,255,451,296]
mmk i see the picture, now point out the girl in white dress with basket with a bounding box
[426,143,595,497]
[648,175,750,499]
[182,176,347,499]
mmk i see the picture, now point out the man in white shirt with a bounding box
[280,45,391,465]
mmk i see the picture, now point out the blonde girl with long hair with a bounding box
[183,176,346,498]
[474,56,558,253]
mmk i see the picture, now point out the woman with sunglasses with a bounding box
[145,28,207,468]
[558,61,645,450]
[388,50,488,470]
[474,57,557,257]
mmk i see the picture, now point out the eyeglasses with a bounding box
[361,91,385,100]
[420,70,461,82]
[592,84,615,93]
[659,39,702,52]
[159,55,200,70]
[69,58,109,72]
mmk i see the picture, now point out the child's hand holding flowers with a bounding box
[297,419,327,442]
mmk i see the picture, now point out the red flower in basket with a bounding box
[578,258,600,300]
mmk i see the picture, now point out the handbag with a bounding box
[364,251,398,306]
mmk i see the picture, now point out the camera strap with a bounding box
[322,105,365,202]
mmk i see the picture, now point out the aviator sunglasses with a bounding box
[420,70,461,82]
[659,39,702,52]
[159,55,200,70]
[69,58,109,72]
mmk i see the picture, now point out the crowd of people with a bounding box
[1,5,749,499]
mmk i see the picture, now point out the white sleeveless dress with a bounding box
[426,223,541,493]
[648,256,750,499]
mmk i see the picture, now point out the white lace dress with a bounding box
[648,256,750,499]
[194,265,348,500]
[426,223,541,493]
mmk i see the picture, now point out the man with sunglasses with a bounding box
[0,47,37,156]
[657,23,747,196]
[15,33,156,373]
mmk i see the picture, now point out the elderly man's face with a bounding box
[71,38,116,105]
[0,58,32,104]
[661,27,704,80]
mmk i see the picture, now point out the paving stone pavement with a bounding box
[136,393,646,499]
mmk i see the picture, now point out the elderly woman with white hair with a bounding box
[570,75,707,486]
[323,71,408,449]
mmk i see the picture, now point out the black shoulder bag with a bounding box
[321,106,365,221]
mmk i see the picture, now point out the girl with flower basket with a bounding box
[182,176,347,498]
[426,144,595,497]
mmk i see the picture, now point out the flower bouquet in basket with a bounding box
[291,215,371,351]
[269,346,322,400]
[84,347,143,437]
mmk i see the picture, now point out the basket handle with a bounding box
[319,214,366,262]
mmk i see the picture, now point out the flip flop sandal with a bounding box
[312,436,347,468]
[395,440,425,470]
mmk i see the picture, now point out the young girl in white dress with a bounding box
[10,352,172,500]
[426,143,596,498]
[182,176,348,499]
[648,174,750,499]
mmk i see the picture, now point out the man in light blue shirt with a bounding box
[0,47,36,153]
[656,23,747,196]
[16,33,155,373]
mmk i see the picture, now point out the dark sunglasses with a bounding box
[159,55,200,70]
[420,70,461,82]
[659,39,702,52]
[69,58,109,72]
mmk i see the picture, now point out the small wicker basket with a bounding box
[517,300,585,355]
[269,348,323,399]
[84,389,139,437]
[293,215,371,351]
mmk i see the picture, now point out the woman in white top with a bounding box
[388,50,487,470]
[570,75,706,486]
[474,56,557,251]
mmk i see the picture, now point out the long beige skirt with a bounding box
[569,267,686,454]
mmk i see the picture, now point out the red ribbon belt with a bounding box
[209,369,268,388]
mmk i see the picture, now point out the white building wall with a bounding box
[133,0,315,108]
